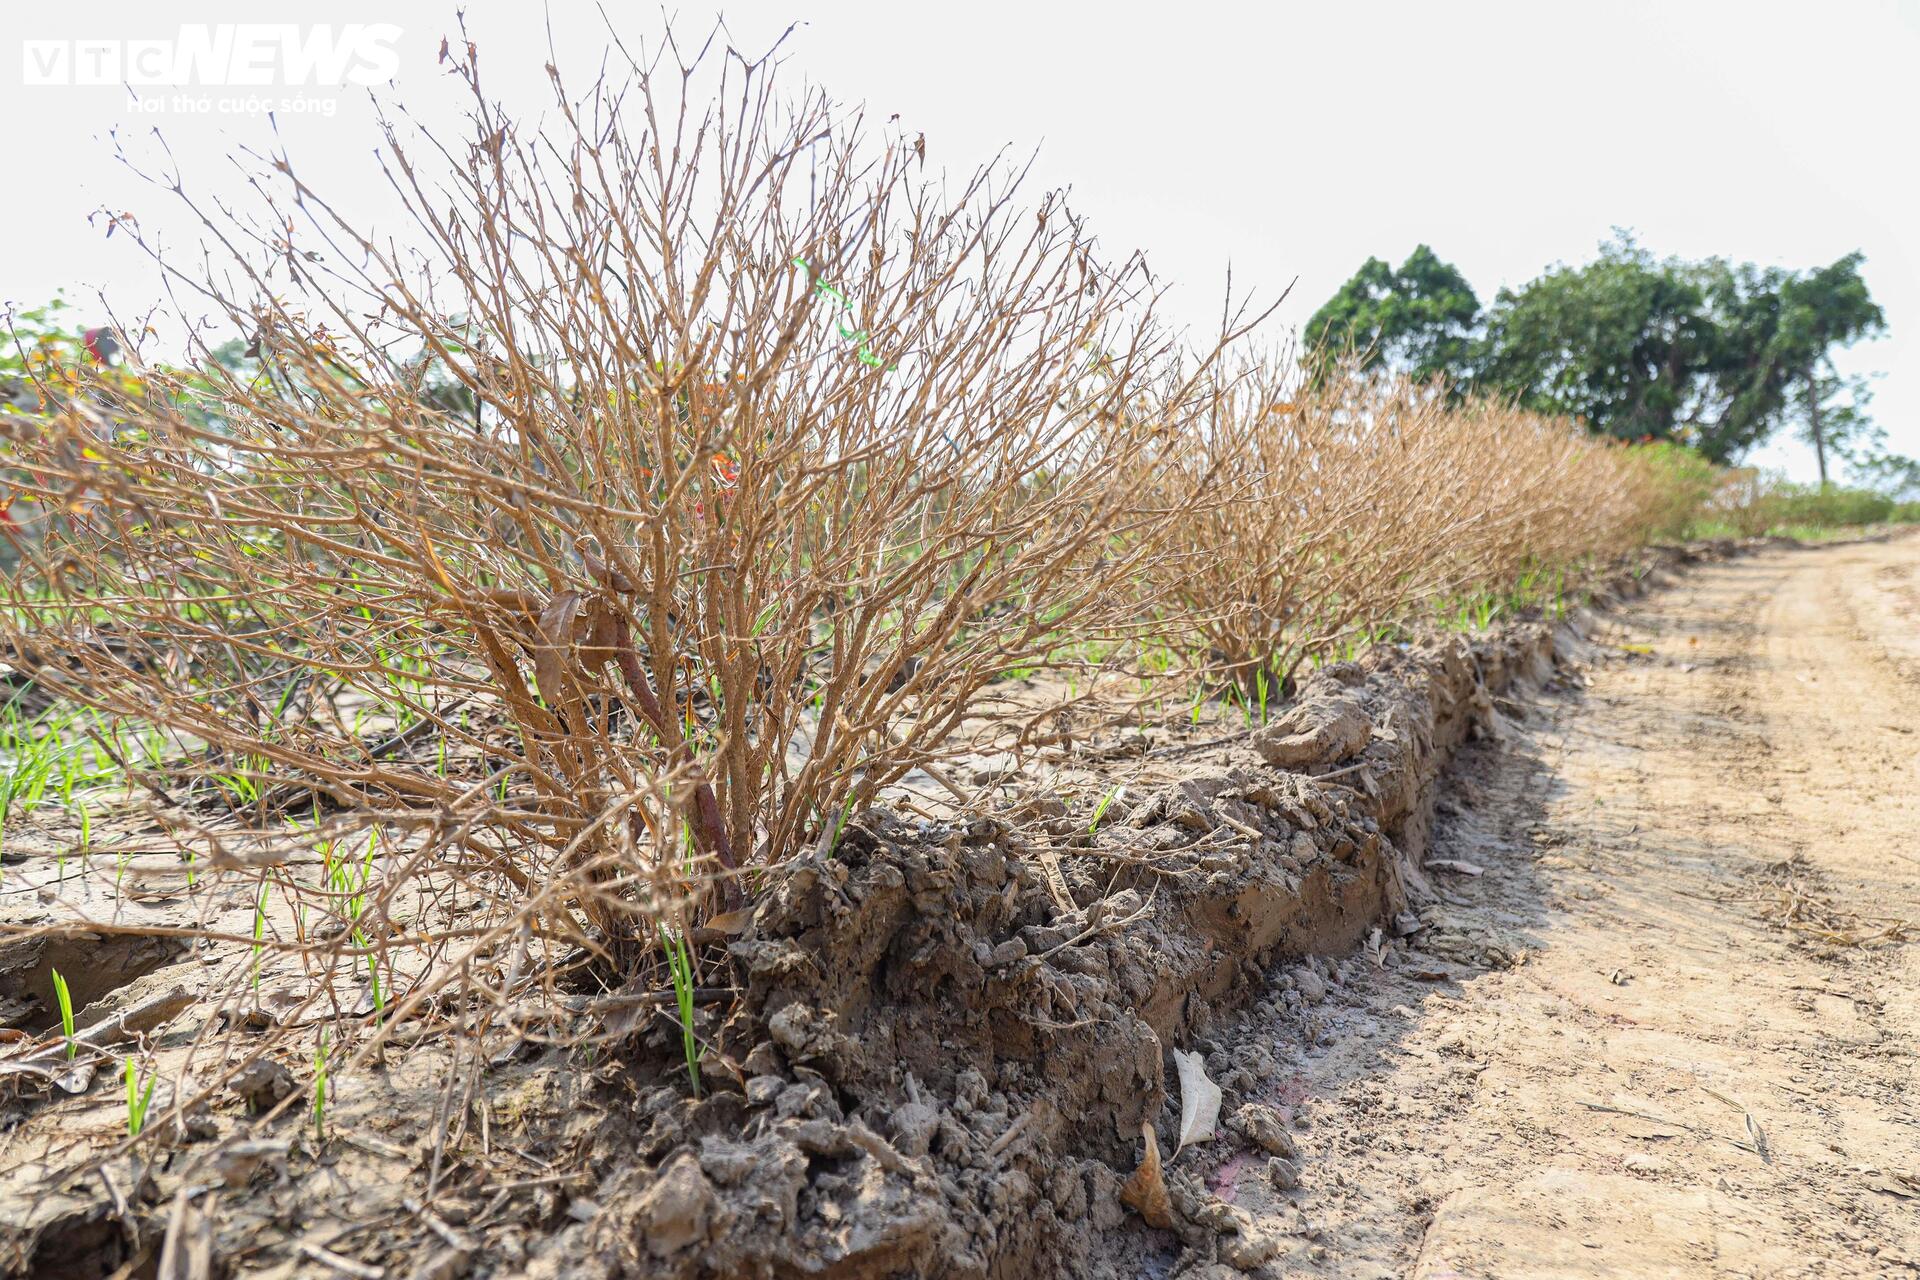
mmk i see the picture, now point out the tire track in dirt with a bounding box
[1109,534,1920,1279]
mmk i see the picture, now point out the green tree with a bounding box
[1695,252,1887,483]
[1771,253,1885,485]
[1691,258,1795,460]
[1473,234,1728,452]
[1303,245,1480,385]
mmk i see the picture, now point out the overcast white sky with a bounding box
[4,1,1915,482]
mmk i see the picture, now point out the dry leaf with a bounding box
[1173,1049,1221,1155]
[1743,1111,1770,1163]
[52,1059,96,1094]
[703,909,754,936]
[534,590,584,712]
[1700,1086,1771,1163]
[1120,1121,1172,1228]
[580,602,620,670]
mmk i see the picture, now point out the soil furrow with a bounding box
[1089,534,1920,1279]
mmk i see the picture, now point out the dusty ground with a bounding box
[1117,534,1920,1277]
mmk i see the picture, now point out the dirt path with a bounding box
[1152,535,1920,1278]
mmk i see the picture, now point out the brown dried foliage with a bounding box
[0,29,1249,981]
[1132,356,1687,693]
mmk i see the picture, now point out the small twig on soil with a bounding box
[1217,813,1267,843]
[402,1198,477,1253]
[155,1184,210,1280]
[20,986,193,1065]
[339,1132,411,1162]
[915,758,976,806]
[1028,1014,1102,1033]
[986,1108,1034,1160]
[1146,729,1256,760]
[894,796,955,824]
[296,1243,385,1280]
[1037,850,1078,915]
[1579,1100,1769,1159]
[582,986,734,1012]
[1037,892,1157,962]
[1311,760,1374,782]
[96,1165,136,1246]
[846,1119,912,1173]
[485,1170,592,1193]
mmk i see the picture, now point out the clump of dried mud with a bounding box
[540,625,1567,1279]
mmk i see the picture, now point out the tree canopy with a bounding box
[1306,237,1893,475]
[1303,245,1480,386]
[1476,236,1721,449]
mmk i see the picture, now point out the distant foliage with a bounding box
[1702,469,1918,537]
[1476,236,1723,449]
[1307,235,1898,481]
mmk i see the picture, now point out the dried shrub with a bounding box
[0,26,1248,998]
[1131,357,1694,694]
[1435,395,1674,582]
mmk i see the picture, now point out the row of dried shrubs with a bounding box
[0,26,1710,1091]
[1132,361,1687,696]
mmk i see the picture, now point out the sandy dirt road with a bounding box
[1181,535,1920,1278]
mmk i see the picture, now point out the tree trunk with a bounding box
[1807,362,1828,486]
